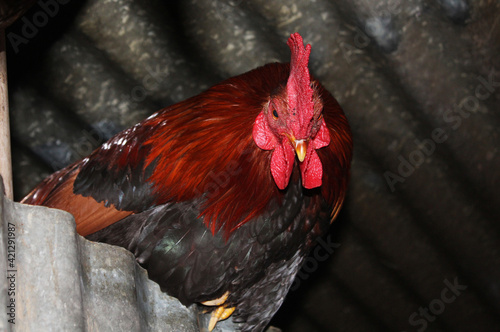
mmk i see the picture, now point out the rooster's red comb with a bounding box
[286,33,314,138]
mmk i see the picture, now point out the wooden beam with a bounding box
[0,29,13,199]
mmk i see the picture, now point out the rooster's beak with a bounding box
[291,138,308,162]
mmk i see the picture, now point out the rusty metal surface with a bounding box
[5,0,500,331]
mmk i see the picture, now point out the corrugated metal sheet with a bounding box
[5,0,500,331]
[0,181,241,331]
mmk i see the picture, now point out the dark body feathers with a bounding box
[87,175,330,331]
[22,63,352,331]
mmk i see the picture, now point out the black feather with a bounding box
[87,175,331,332]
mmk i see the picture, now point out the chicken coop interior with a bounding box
[2,0,500,331]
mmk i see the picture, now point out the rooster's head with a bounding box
[253,33,331,190]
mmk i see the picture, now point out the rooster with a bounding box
[22,33,352,332]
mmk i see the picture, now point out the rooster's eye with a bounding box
[272,110,279,119]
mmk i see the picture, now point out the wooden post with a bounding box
[0,29,13,200]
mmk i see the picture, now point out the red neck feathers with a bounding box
[143,64,287,237]
[139,35,351,238]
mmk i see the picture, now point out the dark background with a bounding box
[5,0,500,331]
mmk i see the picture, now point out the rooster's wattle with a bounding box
[22,33,352,331]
